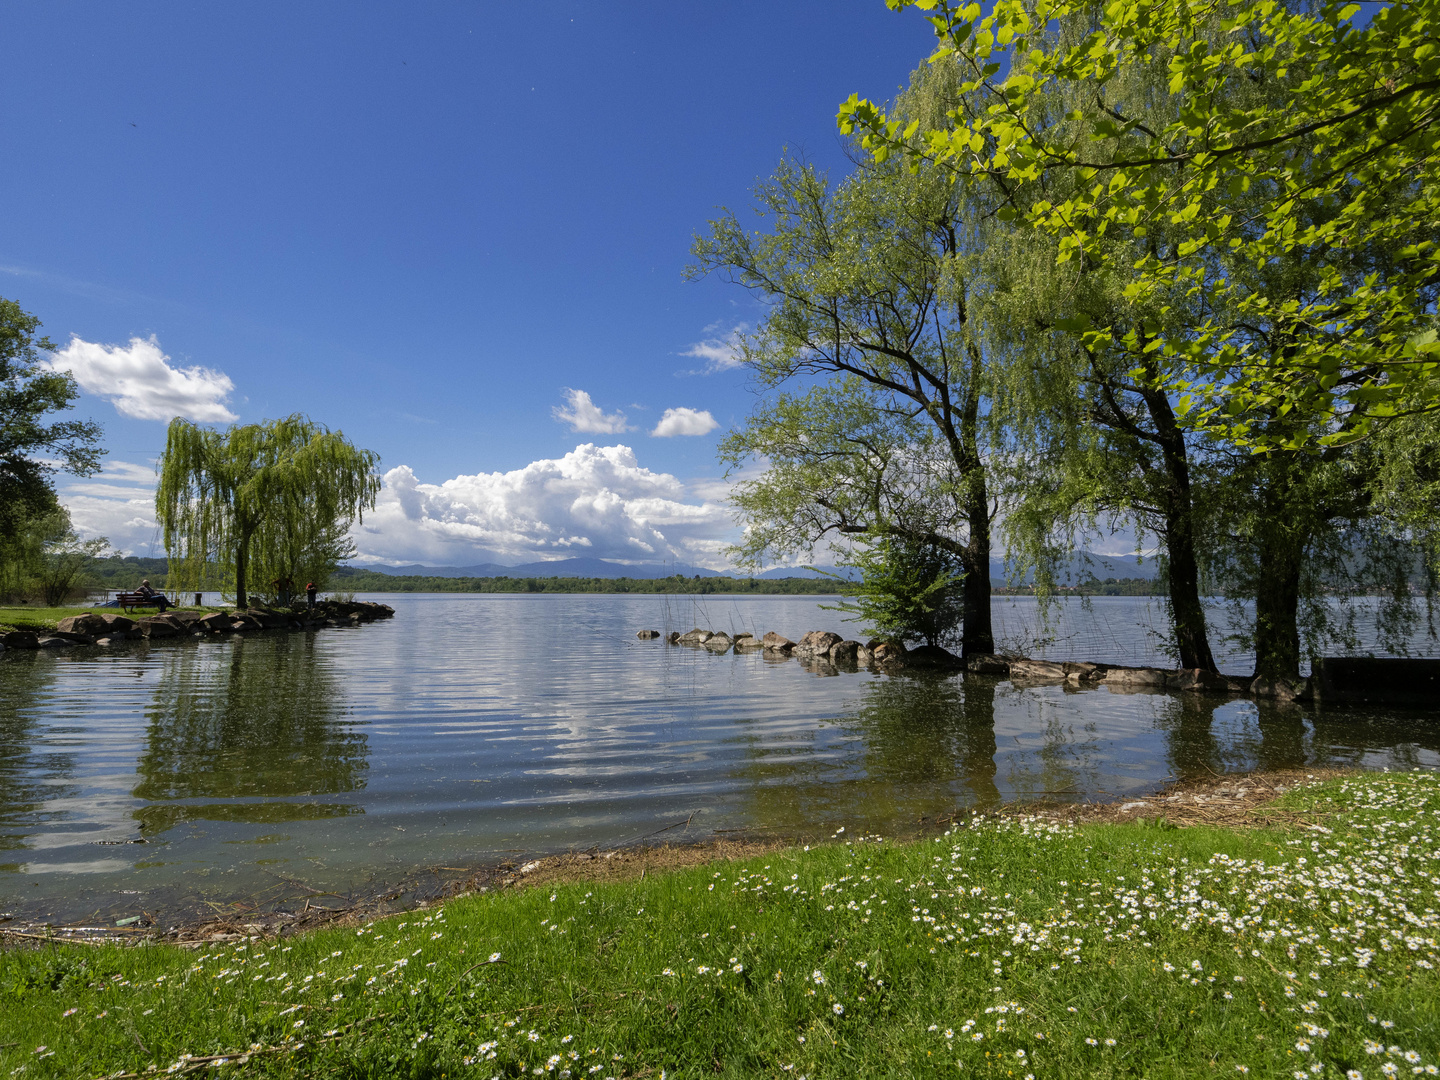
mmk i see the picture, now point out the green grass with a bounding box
[5,770,1438,1079]
[0,604,211,634]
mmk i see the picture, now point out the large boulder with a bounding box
[829,640,862,664]
[793,631,843,658]
[196,612,235,633]
[167,610,204,627]
[98,613,136,634]
[869,639,906,666]
[1,631,39,649]
[761,632,795,653]
[136,615,185,638]
[734,635,764,652]
[677,628,713,645]
[56,613,109,637]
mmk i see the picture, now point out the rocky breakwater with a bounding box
[645,624,1417,703]
[0,600,396,653]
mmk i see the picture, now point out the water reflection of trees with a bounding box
[133,635,368,832]
[0,654,72,857]
[1154,691,1440,779]
[735,674,1004,833]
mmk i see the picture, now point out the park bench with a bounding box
[114,591,171,613]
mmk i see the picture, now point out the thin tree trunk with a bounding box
[234,534,249,610]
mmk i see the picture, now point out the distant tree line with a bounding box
[329,568,841,595]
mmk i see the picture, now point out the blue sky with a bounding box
[2,1,937,568]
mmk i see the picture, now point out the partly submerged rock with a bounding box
[829,640,862,664]
[636,629,660,639]
[676,628,713,645]
[793,630,843,658]
[761,632,795,653]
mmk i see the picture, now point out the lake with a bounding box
[2,593,1436,925]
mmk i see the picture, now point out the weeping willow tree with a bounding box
[156,415,380,608]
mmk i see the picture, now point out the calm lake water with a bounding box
[2,593,1436,925]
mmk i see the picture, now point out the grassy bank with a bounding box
[0,604,208,635]
[5,771,1438,1079]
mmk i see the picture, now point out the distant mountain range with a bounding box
[347,551,1161,581]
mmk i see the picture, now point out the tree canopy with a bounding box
[0,296,104,596]
[156,414,381,608]
[839,0,1440,449]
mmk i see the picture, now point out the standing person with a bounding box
[305,581,317,612]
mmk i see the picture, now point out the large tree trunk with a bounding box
[1164,509,1217,673]
[956,345,994,658]
[1140,385,1218,673]
[1252,523,1305,684]
[960,475,994,657]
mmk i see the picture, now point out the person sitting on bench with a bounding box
[136,580,173,612]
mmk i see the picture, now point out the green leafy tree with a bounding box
[0,296,104,589]
[156,415,381,609]
[33,510,117,607]
[693,69,1004,656]
[840,0,1440,449]
[825,533,967,647]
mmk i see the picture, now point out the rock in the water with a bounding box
[734,636,764,651]
[167,610,205,627]
[50,630,95,645]
[965,653,1010,675]
[56,613,109,637]
[733,632,753,640]
[136,615,185,638]
[903,644,964,670]
[1102,667,1170,691]
[676,628,714,645]
[794,630,843,658]
[37,636,74,648]
[1009,658,1069,681]
[761,632,795,653]
[667,631,681,643]
[99,613,136,634]
[1251,675,1307,701]
[2,631,39,650]
[829,640,861,664]
[196,612,234,633]
[869,640,906,665]
[703,632,734,652]
[636,629,660,639]
[1170,668,1232,694]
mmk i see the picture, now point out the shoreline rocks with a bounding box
[3,600,396,652]
[648,623,1425,705]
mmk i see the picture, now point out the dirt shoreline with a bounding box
[0,765,1359,950]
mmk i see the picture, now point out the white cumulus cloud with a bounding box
[56,459,162,557]
[681,323,748,373]
[651,407,719,437]
[46,335,237,423]
[552,388,631,434]
[350,443,734,567]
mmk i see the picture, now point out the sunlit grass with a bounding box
[0,604,213,634]
[4,770,1438,1078]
